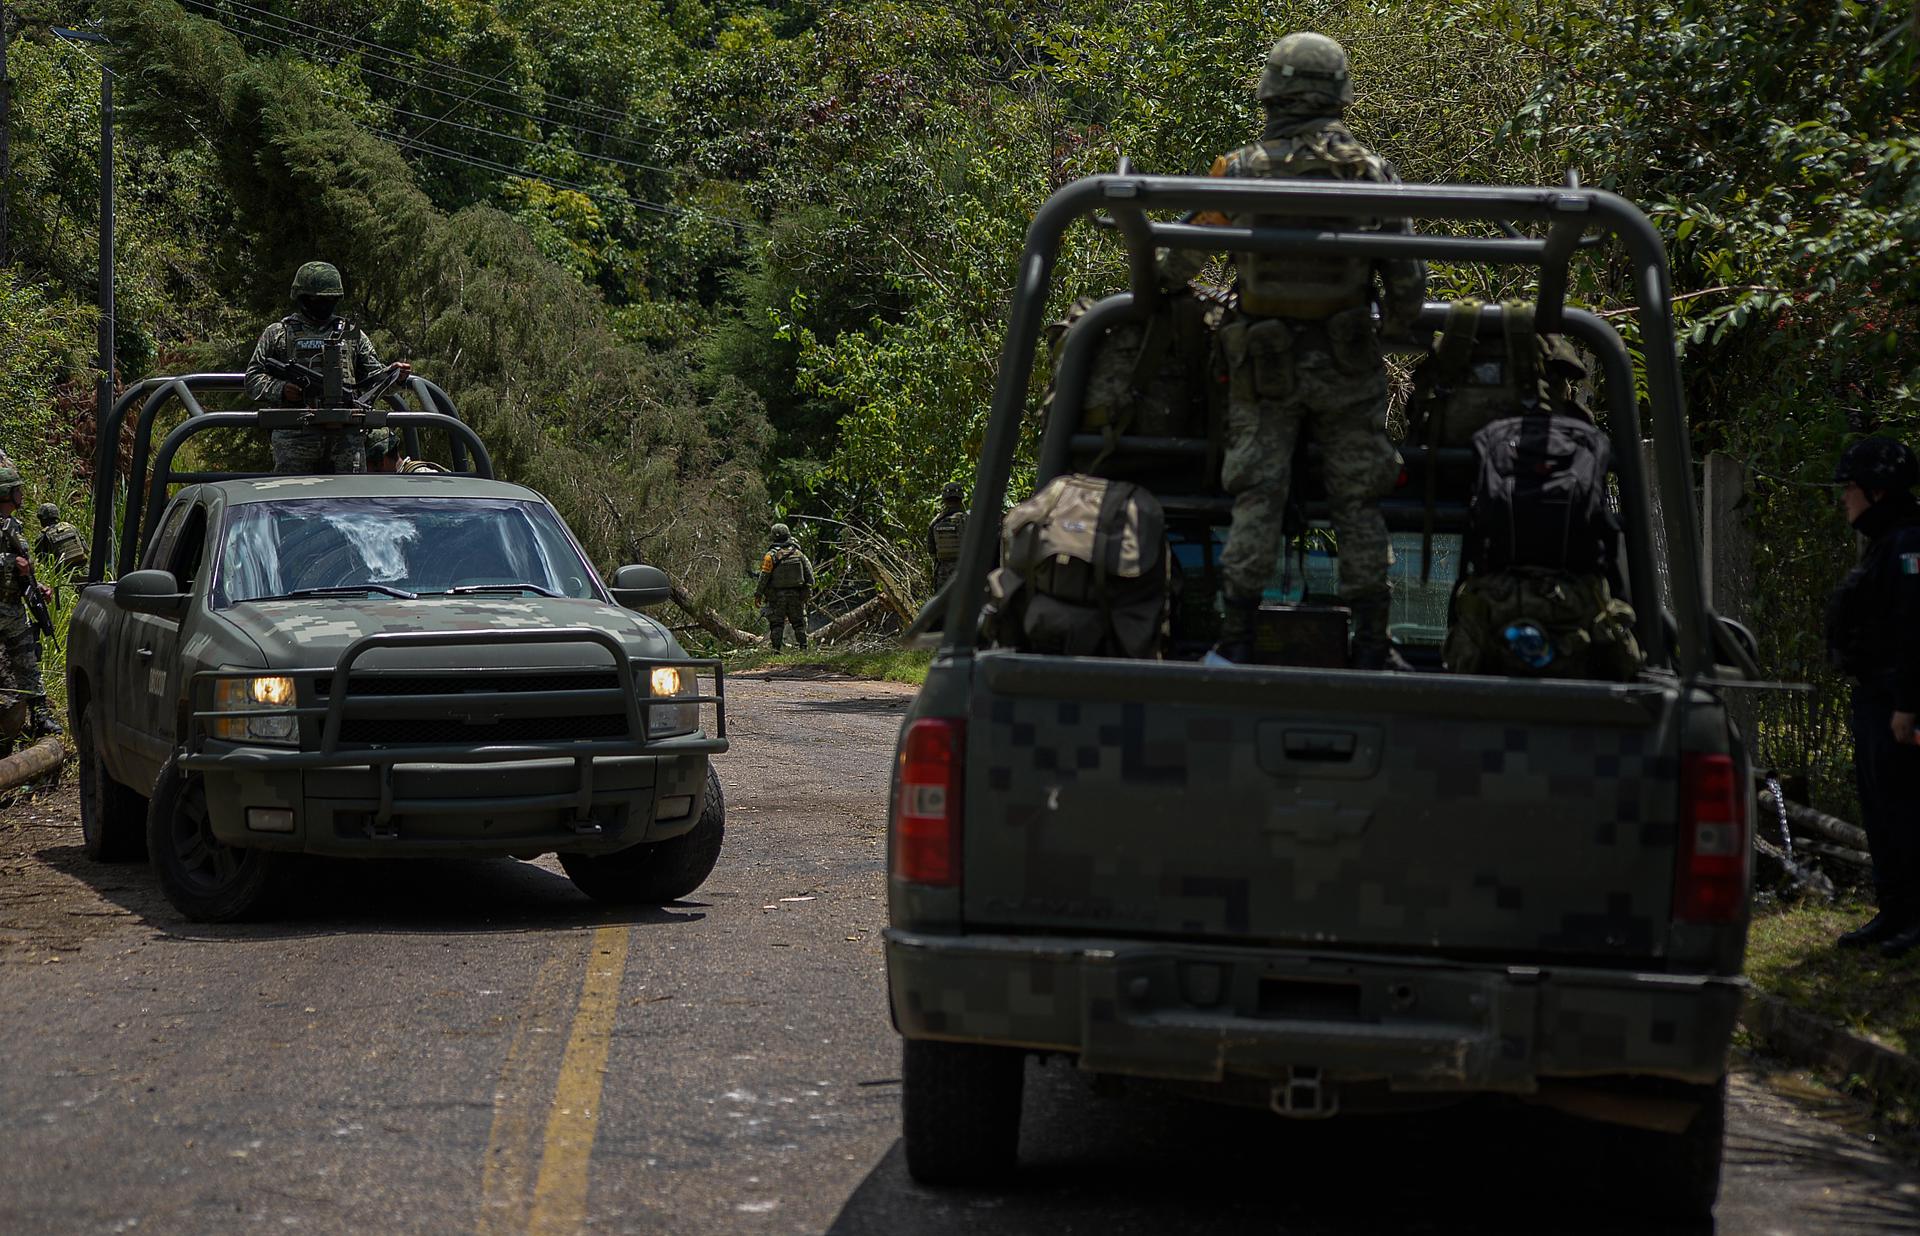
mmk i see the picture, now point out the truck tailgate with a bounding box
[962,654,1680,961]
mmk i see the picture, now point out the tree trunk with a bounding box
[669,582,765,647]
[820,595,887,645]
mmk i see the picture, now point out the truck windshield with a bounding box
[213,497,603,606]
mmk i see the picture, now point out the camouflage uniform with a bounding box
[0,513,51,735]
[927,483,968,593]
[756,524,814,651]
[1166,34,1427,668]
[244,262,385,475]
[34,504,89,576]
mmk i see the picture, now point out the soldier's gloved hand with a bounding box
[1895,711,1917,746]
[12,555,27,576]
[36,584,52,603]
[393,362,413,379]
[281,381,306,404]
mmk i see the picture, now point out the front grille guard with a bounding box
[185,627,727,769]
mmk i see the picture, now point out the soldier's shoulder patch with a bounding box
[761,553,775,570]
[1901,552,1920,576]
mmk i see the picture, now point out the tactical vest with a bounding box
[277,314,367,397]
[768,545,807,589]
[931,511,966,563]
[1225,122,1386,317]
[43,522,87,570]
[0,523,26,603]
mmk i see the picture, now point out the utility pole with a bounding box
[2,3,13,268]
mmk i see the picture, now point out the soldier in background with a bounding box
[927,482,968,593]
[0,468,59,737]
[1825,437,1920,957]
[245,261,409,475]
[756,523,815,651]
[1162,32,1427,669]
[34,504,89,578]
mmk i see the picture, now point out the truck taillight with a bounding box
[892,718,964,887]
[1673,752,1748,924]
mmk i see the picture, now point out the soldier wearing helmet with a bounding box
[756,522,815,651]
[927,481,969,593]
[32,503,89,577]
[1825,436,1920,957]
[1163,33,1428,669]
[244,261,410,474]
[0,466,59,737]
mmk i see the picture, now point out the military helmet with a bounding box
[1257,32,1354,106]
[0,464,21,495]
[365,428,396,460]
[291,261,345,299]
[770,522,792,543]
[1540,334,1587,377]
[36,503,60,525]
[941,482,965,504]
[1833,436,1919,492]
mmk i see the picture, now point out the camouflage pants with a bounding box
[0,604,44,701]
[763,587,808,649]
[271,429,366,475]
[1217,316,1399,604]
[932,558,959,593]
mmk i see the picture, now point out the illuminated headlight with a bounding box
[211,676,299,745]
[647,665,698,738]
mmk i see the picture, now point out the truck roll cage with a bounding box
[88,374,489,583]
[951,175,1711,678]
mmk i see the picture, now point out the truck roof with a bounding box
[210,474,544,505]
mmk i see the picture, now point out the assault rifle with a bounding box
[261,355,410,413]
[10,542,54,643]
[260,355,330,404]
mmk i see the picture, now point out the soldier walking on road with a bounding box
[927,482,968,593]
[757,523,815,651]
[33,504,89,578]
[245,261,409,475]
[0,469,59,737]
[1163,32,1427,668]
[1826,437,1920,958]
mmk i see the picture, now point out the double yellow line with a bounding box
[478,925,632,1236]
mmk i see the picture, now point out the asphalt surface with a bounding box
[0,672,1916,1235]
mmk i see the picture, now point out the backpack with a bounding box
[769,545,807,589]
[981,474,1168,659]
[1407,300,1556,449]
[1465,414,1615,576]
[1046,286,1227,448]
[1444,568,1643,681]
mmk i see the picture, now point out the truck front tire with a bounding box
[78,716,147,862]
[560,766,725,904]
[147,762,284,922]
[902,1038,1025,1185]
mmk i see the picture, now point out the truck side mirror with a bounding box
[114,569,189,621]
[609,564,672,609]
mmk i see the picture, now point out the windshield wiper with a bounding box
[439,582,561,598]
[253,584,420,601]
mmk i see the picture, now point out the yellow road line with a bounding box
[527,925,631,1235]
[477,947,583,1236]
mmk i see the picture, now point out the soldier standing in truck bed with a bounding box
[1162,32,1427,669]
[927,482,968,593]
[245,261,408,475]
[757,523,815,651]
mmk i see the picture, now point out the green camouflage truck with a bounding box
[67,378,726,921]
[887,177,1758,1218]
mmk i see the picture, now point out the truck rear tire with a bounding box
[78,716,147,862]
[902,1038,1024,1185]
[560,766,725,904]
[1625,1077,1726,1220]
[147,762,284,922]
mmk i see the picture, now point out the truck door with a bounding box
[117,499,209,789]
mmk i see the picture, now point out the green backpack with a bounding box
[1407,300,1556,449]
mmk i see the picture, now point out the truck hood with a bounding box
[222,595,679,672]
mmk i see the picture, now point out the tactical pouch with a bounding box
[1239,317,1296,401]
[1325,305,1382,376]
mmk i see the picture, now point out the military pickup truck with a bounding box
[887,178,1757,1218]
[68,376,726,921]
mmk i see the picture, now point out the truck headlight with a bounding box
[647,665,698,738]
[210,676,299,745]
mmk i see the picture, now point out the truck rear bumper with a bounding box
[187,744,717,857]
[885,930,1744,1092]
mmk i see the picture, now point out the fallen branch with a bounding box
[668,582,766,648]
[1760,791,1871,853]
[819,595,888,646]
[0,737,65,793]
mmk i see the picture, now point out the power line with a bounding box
[330,94,682,178]
[178,0,674,140]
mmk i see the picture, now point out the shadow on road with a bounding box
[826,1062,1920,1236]
[778,696,911,717]
[35,842,706,941]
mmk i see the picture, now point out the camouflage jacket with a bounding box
[244,313,385,404]
[1,517,30,605]
[1162,116,1427,333]
[757,544,814,595]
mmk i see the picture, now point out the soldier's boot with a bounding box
[794,628,808,651]
[28,702,61,738]
[768,623,784,653]
[1348,597,1410,672]
[1209,595,1262,665]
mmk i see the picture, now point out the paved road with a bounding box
[2,673,1917,1234]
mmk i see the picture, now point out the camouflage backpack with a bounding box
[981,474,1168,659]
[1444,568,1643,682]
[1406,300,1557,449]
[1046,285,1228,449]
